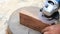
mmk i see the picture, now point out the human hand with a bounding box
[42,24,60,34]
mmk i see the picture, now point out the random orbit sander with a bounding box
[40,0,60,25]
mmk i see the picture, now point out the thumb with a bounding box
[42,26,50,33]
[44,32,51,34]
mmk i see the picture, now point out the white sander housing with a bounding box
[40,0,60,25]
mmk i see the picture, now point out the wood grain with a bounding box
[20,13,50,32]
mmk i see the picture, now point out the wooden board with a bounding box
[20,13,50,32]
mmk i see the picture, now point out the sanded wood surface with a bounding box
[20,13,50,32]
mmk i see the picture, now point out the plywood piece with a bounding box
[20,13,50,32]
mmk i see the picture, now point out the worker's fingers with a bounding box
[42,24,60,34]
[44,32,51,34]
[42,25,55,33]
[43,31,58,34]
[42,26,50,33]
